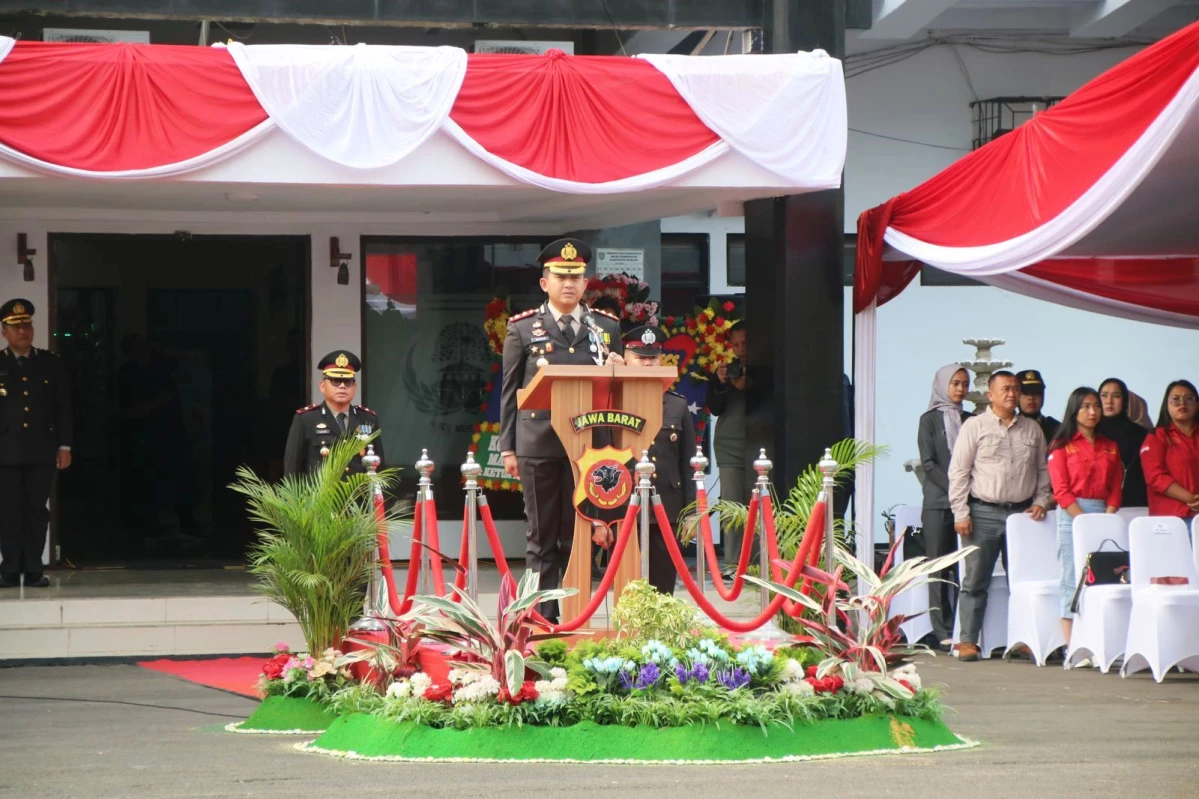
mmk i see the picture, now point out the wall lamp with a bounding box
[17,233,35,282]
[330,237,351,285]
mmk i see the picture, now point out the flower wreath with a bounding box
[663,300,739,378]
[582,273,659,325]
[483,297,511,358]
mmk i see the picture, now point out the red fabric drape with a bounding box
[0,42,266,171]
[1024,258,1199,317]
[854,21,1199,312]
[365,252,418,307]
[449,51,720,184]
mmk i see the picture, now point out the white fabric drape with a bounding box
[0,36,14,63]
[882,65,1199,277]
[640,50,847,189]
[853,300,878,586]
[223,42,467,170]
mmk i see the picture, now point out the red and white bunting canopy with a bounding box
[0,38,846,194]
[854,21,1199,327]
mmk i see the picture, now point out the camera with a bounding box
[727,359,744,381]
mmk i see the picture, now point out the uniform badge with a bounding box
[545,342,554,353]
[335,353,350,369]
[670,432,678,442]
[316,423,328,430]
[358,423,373,441]
[603,332,610,344]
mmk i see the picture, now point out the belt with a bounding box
[969,496,1032,511]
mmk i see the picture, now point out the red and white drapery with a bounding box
[850,21,1199,560]
[0,38,846,193]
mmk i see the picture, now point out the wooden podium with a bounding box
[517,365,678,623]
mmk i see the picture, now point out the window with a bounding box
[660,233,710,317]
[727,234,746,288]
[361,237,545,519]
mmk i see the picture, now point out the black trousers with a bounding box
[920,507,960,641]
[518,456,576,619]
[0,464,55,579]
[647,522,678,595]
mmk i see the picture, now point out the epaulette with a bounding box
[295,403,320,414]
[509,307,538,322]
[591,308,620,322]
[355,405,376,415]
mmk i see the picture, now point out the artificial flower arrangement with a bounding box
[582,273,660,325]
[259,643,356,703]
[482,297,511,358]
[661,299,738,377]
[257,550,951,730]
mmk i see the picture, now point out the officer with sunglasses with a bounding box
[283,350,383,477]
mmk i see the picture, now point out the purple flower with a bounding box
[634,663,661,690]
[618,669,634,690]
[675,663,690,683]
[692,663,711,684]
[716,667,751,691]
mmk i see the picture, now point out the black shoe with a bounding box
[0,575,19,588]
[24,575,49,587]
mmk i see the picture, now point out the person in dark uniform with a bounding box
[1017,369,1062,442]
[0,299,72,588]
[613,324,696,594]
[499,238,624,620]
[284,350,383,478]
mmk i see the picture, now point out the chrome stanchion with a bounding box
[461,450,482,602]
[690,446,709,598]
[416,448,435,596]
[818,448,839,627]
[351,445,386,632]
[751,448,788,640]
[635,450,655,580]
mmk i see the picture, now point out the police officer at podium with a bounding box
[284,350,383,478]
[499,238,624,620]
[0,299,73,588]
[612,324,695,595]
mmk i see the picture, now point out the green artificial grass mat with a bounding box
[233,696,340,733]
[299,714,976,764]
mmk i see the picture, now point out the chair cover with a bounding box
[1122,516,1199,682]
[1004,513,1066,665]
[1069,514,1132,672]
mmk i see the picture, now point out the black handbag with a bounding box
[1068,539,1130,614]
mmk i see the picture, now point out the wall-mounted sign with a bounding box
[570,409,646,435]
[595,248,644,280]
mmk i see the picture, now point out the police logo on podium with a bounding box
[573,446,637,527]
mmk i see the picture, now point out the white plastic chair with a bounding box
[1068,514,1131,672]
[1116,507,1149,525]
[1004,513,1066,665]
[888,505,933,646]
[1121,517,1199,682]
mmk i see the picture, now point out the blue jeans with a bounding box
[1058,499,1107,618]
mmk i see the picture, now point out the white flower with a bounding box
[386,680,413,699]
[780,680,814,697]
[549,667,567,681]
[409,672,432,697]
[850,677,875,696]
[780,659,805,682]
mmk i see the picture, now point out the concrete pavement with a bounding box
[0,656,1195,797]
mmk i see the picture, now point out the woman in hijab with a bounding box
[917,364,972,649]
[1096,377,1148,507]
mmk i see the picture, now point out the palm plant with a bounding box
[230,434,404,654]
[403,571,574,696]
[681,438,888,561]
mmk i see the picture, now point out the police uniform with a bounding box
[498,238,623,617]
[1017,369,1061,442]
[0,299,72,587]
[283,351,384,477]
[624,325,696,595]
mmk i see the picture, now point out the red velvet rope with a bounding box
[373,490,406,618]
[550,499,641,633]
[478,498,512,578]
[423,494,447,597]
[654,498,827,632]
[448,501,470,602]
[696,489,759,602]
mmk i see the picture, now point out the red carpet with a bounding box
[138,657,267,698]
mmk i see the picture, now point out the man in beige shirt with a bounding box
[948,370,1051,661]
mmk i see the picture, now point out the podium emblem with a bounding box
[573,446,637,526]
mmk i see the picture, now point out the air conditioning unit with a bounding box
[43,28,150,44]
[474,40,574,56]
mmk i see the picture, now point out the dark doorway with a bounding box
[51,234,309,566]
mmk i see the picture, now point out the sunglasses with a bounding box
[326,378,356,388]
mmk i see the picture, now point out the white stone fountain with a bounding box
[960,338,1013,414]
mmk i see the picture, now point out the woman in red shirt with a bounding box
[1140,379,1199,522]
[1048,387,1122,641]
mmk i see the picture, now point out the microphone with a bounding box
[582,313,609,365]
